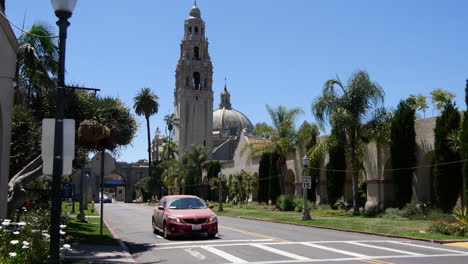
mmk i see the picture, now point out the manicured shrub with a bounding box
[293,196,304,212]
[433,102,462,212]
[257,152,270,203]
[391,100,416,208]
[326,129,346,207]
[276,194,295,211]
[268,152,281,204]
[429,221,468,237]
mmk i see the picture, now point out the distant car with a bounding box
[95,193,112,203]
[152,195,218,239]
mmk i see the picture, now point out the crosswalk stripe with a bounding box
[220,225,289,242]
[347,241,423,256]
[252,244,312,261]
[202,246,248,263]
[302,242,369,258]
[388,241,468,254]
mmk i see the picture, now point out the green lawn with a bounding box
[209,203,466,241]
[63,202,99,216]
[63,202,118,246]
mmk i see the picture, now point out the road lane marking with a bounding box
[150,239,272,247]
[302,243,369,258]
[388,241,468,254]
[347,241,423,256]
[202,246,248,263]
[448,242,468,248]
[252,244,312,261]
[360,259,395,264]
[219,225,289,242]
[184,248,207,260]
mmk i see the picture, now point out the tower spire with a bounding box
[194,0,197,6]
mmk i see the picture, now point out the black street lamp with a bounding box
[301,155,311,221]
[49,0,77,263]
[181,178,186,194]
[217,172,223,212]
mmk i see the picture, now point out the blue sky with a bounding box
[5,0,468,162]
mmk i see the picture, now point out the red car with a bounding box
[152,195,218,239]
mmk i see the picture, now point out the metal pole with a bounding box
[71,183,75,213]
[100,149,105,236]
[49,10,71,264]
[301,166,311,221]
[218,174,223,212]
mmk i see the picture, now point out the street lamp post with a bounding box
[302,155,311,221]
[181,178,186,194]
[49,0,77,263]
[217,172,223,212]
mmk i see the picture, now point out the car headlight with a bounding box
[168,216,181,223]
[209,215,217,222]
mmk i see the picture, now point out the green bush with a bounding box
[382,208,403,219]
[0,207,69,264]
[429,221,468,237]
[293,196,303,212]
[401,204,422,218]
[334,198,351,211]
[276,195,295,211]
[453,208,468,224]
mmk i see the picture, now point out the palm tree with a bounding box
[161,140,178,161]
[16,24,58,104]
[133,88,159,180]
[312,70,384,213]
[244,105,303,194]
[163,113,180,142]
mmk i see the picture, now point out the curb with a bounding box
[96,204,137,264]
[220,214,468,244]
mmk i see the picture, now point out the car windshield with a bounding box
[168,197,207,209]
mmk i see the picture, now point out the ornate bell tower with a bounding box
[174,2,213,155]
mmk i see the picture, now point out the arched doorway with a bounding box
[103,173,126,201]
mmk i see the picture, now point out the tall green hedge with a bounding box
[391,100,416,208]
[326,129,346,207]
[433,102,462,212]
[257,152,270,203]
[463,79,468,205]
[462,111,468,205]
[269,152,282,204]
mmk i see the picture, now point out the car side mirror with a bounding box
[209,205,214,209]
[158,206,164,210]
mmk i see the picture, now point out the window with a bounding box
[189,27,192,33]
[186,77,188,87]
[194,46,199,59]
[193,72,201,90]
[195,27,199,35]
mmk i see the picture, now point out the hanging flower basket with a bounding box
[77,119,110,144]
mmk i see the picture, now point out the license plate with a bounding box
[192,224,201,231]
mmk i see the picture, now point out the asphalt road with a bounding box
[102,203,468,264]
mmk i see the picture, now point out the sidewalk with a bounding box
[64,203,135,263]
[65,244,134,263]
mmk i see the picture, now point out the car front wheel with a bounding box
[152,217,158,234]
[162,221,170,240]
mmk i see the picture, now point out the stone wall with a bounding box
[221,116,441,209]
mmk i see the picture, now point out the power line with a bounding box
[0,9,58,39]
[307,158,468,173]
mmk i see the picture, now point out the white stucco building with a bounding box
[0,0,18,219]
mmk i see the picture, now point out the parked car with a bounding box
[152,195,218,239]
[94,193,112,203]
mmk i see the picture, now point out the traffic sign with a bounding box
[63,182,73,199]
[302,176,312,189]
